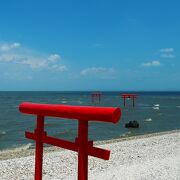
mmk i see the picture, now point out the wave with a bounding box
[120,131,131,138]
[154,104,160,107]
[144,118,152,122]
[0,131,7,135]
[0,143,32,154]
[61,101,67,104]
[78,100,83,104]
[177,106,180,108]
[120,133,127,137]
[153,107,159,110]
[138,103,150,107]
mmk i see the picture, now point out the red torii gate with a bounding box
[121,94,137,107]
[19,102,121,180]
[91,92,102,103]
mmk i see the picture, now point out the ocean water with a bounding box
[0,91,180,151]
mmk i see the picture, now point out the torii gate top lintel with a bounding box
[121,94,137,107]
[121,94,137,98]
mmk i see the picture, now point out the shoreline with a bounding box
[1,129,180,161]
[0,129,180,179]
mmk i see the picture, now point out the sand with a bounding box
[0,130,180,179]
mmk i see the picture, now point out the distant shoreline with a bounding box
[1,129,180,161]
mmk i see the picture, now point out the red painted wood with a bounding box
[121,94,137,107]
[34,116,44,180]
[88,145,110,160]
[26,131,110,160]
[78,120,88,180]
[19,102,121,123]
[121,94,137,97]
[25,132,78,151]
[19,102,122,180]
[91,92,102,103]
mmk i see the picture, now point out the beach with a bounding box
[0,130,180,180]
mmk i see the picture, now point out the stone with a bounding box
[125,120,139,128]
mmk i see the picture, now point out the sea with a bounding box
[0,91,180,151]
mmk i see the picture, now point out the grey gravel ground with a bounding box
[0,131,180,180]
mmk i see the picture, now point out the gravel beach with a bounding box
[0,130,180,180]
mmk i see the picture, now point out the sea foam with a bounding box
[0,143,32,154]
[154,104,160,107]
[145,118,152,122]
[0,131,7,135]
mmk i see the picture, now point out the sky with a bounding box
[0,0,180,91]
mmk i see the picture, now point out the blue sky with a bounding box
[0,0,180,91]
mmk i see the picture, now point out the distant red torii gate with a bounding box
[19,102,121,180]
[121,94,137,107]
[91,92,102,103]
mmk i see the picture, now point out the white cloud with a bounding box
[0,42,67,72]
[3,72,33,81]
[81,67,114,75]
[141,60,161,67]
[48,54,61,62]
[49,64,67,72]
[80,67,116,79]
[160,48,174,53]
[0,42,21,52]
[0,54,20,62]
[159,48,175,59]
[160,54,175,58]
[20,55,67,71]
[20,58,47,69]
